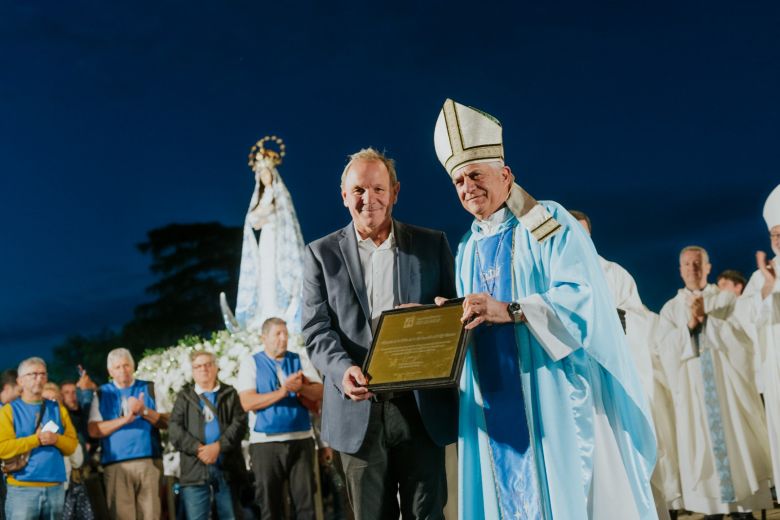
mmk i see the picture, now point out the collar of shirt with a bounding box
[194,383,220,395]
[354,224,396,251]
[473,207,510,238]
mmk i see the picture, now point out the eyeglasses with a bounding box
[192,362,215,370]
[21,372,47,379]
[770,233,780,239]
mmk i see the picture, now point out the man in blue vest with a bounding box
[237,317,324,520]
[87,348,168,520]
[0,357,78,519]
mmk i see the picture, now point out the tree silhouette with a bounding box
[48,329,119,384]
[121,222,242,353]
[47,222,243,382]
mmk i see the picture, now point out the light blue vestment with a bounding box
[457,201,657,520]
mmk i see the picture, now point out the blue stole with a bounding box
[253,351,311,434]
[98,380,161,464]
[698,337,736,501]
[470,221,540,519]
[10,399,66,483]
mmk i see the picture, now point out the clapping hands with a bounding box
[688,295,705,330]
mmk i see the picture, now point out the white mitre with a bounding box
[433,98,561,242]
[434,98,504,176]
[764,184,780,229]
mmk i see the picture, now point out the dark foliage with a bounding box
[48,222,242,382]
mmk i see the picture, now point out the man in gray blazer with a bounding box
[302,148,458,520]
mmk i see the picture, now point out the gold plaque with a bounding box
[363,299,469,392]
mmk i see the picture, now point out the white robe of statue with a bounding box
[235,161,305,333]
[657,284,772,514]
[599,257,681,515]
[739,261,780,489]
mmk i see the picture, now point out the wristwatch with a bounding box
[507,302,524,323]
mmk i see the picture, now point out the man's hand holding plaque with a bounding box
[362,298,469,392]
[342,365,374,401]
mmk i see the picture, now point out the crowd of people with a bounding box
[0,97,778,520]
[0,320,336,520]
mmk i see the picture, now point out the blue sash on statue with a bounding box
[470,220,540,519]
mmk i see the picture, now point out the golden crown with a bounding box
[248,135,286,170]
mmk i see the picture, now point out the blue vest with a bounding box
[98,380,161,465]
[10,399,66,483]
[253,352,311,434]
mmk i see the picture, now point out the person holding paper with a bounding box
[432,99,657,519]
[0,357,78,519]
[302,148,458,519]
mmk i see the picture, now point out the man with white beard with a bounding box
[657,246,772,519]
[571,210,681,519]
[739,183,780,495]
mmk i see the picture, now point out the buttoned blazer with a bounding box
[302,219,458,454]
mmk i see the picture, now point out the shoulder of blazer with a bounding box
[307,224,351,251]
[394,220,445,241]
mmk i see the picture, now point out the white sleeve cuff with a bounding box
[518,293,580,362]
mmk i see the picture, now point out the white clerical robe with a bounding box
[657,285,772,514]
[600,257,681,514]
[740,264,780,489]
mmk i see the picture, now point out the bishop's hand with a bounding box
[461,292,513,330]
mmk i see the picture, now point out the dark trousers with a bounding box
[249,438,316,520]
[339,394,447,520]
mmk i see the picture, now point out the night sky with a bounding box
[2,1,778,368]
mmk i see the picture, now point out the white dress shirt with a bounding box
[355,225,397,331]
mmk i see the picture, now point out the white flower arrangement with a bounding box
[135,328,306,476]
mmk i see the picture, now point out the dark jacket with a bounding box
[168,382,247,486]
[302,219,459,454]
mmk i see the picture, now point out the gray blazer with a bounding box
[302,219,458,454]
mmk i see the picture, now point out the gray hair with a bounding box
[340,147,398,188]
[106,348,135,370]
[18,357,46,376]
[190,350,217,364]
[261,317,287,336]
[679,245,710,265]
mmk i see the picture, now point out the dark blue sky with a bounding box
[2,1,778,368]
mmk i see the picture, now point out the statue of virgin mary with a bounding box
[229,136,305,333]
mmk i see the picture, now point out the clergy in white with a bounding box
[434,99,657,520]
[657,246,772,516]
[739,183,780,491]
[571,210,681,517]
